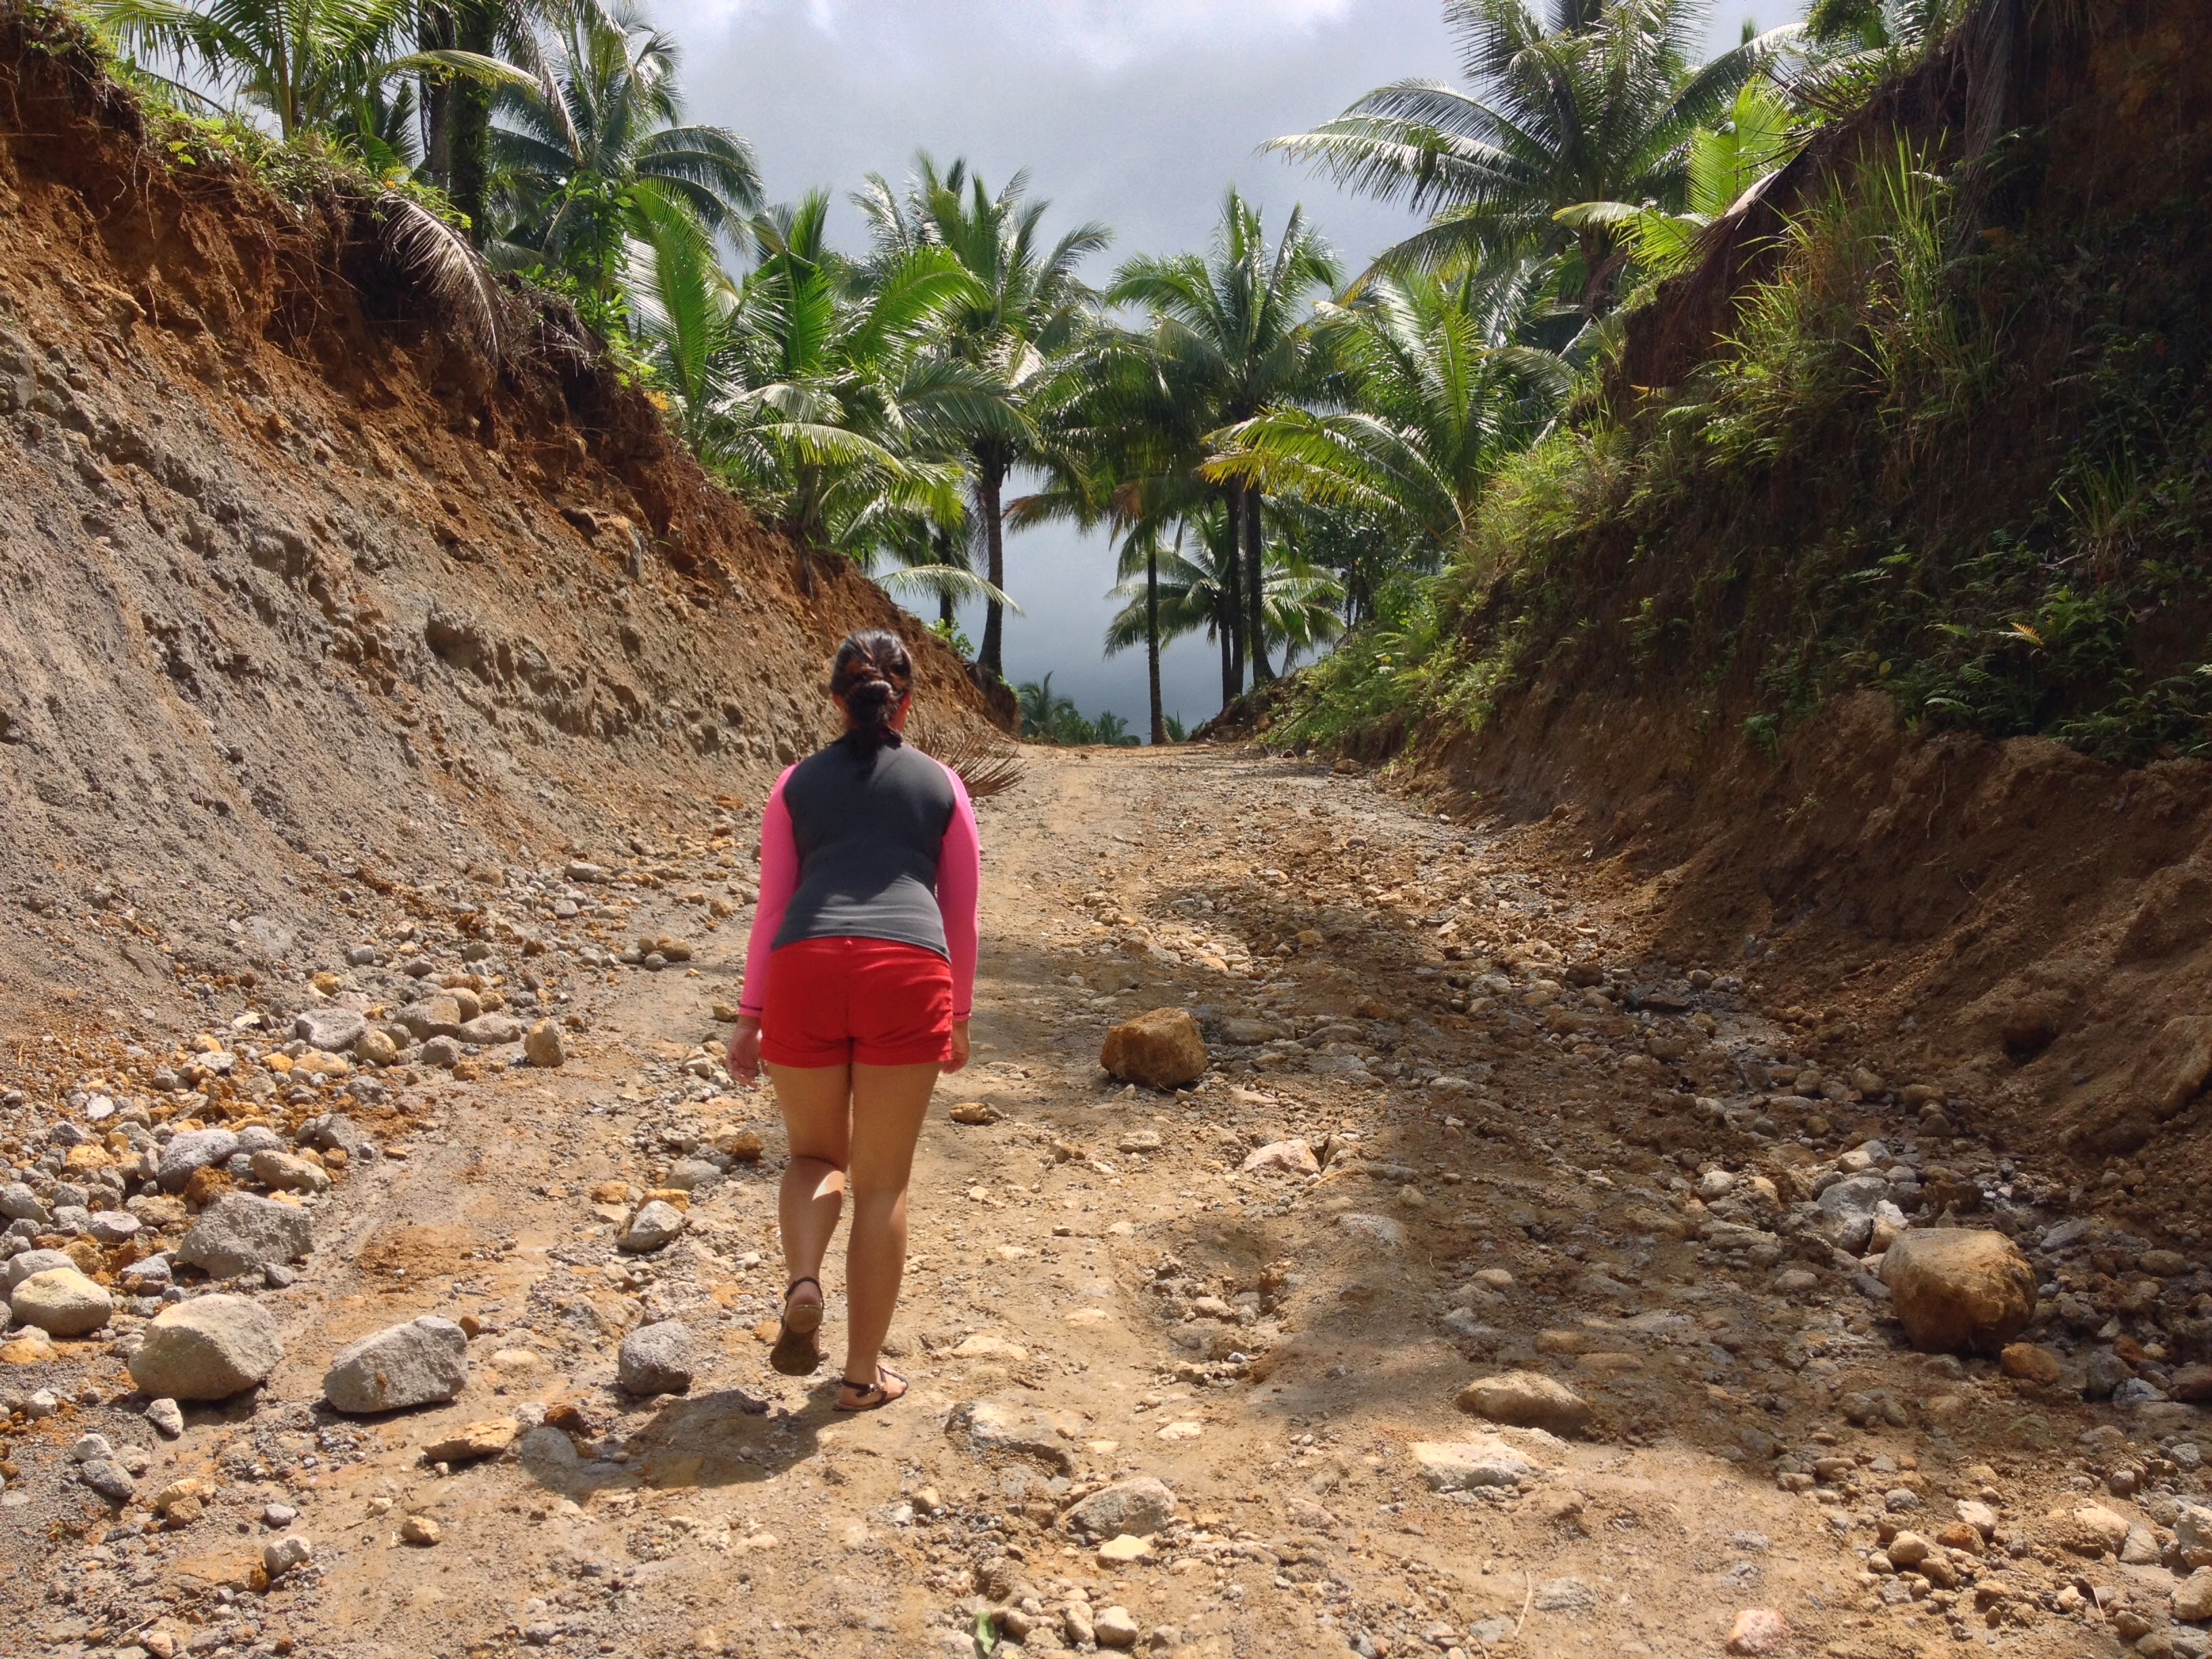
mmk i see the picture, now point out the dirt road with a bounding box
[1,746,2189,1659]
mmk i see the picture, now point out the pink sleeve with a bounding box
[738,769,800,1017]
[936,766,981,1020]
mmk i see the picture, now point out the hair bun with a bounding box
[828,630,916,756]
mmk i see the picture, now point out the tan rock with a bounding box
[2176,1567,2212,1622]
[523,1021,566,1068]
[400,1513,443,1546]
[1100,1008,1208,1090]
[2000,1342,2065,1385]
[1454,1370,1591,1435]
[949,1101,1000,1126]
[1879,1229,2037,1355]
[422,1419,519,1462]
[1727,1609,1789,1656]
[2073,1504,2131,1555]
[9,1267,112,1336]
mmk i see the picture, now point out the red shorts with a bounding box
[760,937,954,1067]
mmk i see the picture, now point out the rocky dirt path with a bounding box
[3,746,2207,1659]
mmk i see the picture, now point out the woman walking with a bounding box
[726,630,979,1411]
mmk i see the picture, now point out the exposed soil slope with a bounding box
[1263,0,2212,1233]
[0,1,991,1037]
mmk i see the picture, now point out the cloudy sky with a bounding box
[659,0,1786,732]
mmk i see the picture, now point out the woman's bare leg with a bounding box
[840,1061,939,1398]
[766,1061,853,1309]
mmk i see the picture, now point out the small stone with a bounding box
[356,1027,399,1067]
[9,1267,112,1336]
[1410,1438,1533,1492]
[1956,1499,1999,1536]
[1065,1477,1177,1539]
[1241,1139,1319,1176]
[324,1317,469,1414]
[1100,1008,1208,1090]
[2177,1568,2212,1622]
[72,1432,115,1462]
[176,1193,313,1279]
[129,1295,284,1400]
[946,1398,1076,1472]
[1092,1605,1140,1649]
[1097,1534,1151,1563]
[249,1149,330,1194]
[1698,1169,1738,1200]
[422,1418,521,1462]
[2074,1504,2132,1553]
[79,1458,137,1500]
[157,1128,239,1193]
[1337,1212,1405,1250]
[1727,1608,1789,1655]
[419,1036,463,1069]
[400,1513,443,1546]
[617,1321,696,1396]
[949,1101,999,1125]
[295,1008,367,1052]
[146,1397,184,1438]
[458,1014,523,1046]
[263,1534,314,1577]
[1999,1342,2065,1384]
[1116,1129,1164,1154]
[263,1502,298,1528]
[618,1200,686,1253]
[1455,1370,1591,1435]
[1880,1228,2037,1355]
[1887,1531,1933,1566]
[523,1021,566,1068]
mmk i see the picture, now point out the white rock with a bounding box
[1241,1139,1319,1176]
[1410,1438,1534,1492]
[176,1193,312,1278]
[9,1268,113,1336]
[127,1296,284,1401]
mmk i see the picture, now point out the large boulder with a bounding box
[157,1128,239,1193]
[1100,1008,1208,1090]
[1879,1229,2037,1355]
[9,1267,113,1336]
[1063,1477,1177,1540]
[127,1296,284,1400]
[1454,1370,1592,1435]
[323,1317,469,1414]
[294,1007,367,1053]
[617,1321,695,1396]
[176,1193,313,1279]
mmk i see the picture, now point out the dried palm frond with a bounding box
[927,726,1024,800]
[379,193,504,363]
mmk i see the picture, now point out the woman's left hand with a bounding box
[945,1019,970,1074]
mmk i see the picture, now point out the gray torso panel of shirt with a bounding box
[771,735,956,958]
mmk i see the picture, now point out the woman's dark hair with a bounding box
[830,630,916,755]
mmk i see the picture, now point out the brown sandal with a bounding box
[769,1277,823,1376]
[835,1366,907,1412]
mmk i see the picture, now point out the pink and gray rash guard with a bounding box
[738,733,981,1019]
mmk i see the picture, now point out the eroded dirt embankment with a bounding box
[1427,687,2212,1245]
[0,4,992,1039]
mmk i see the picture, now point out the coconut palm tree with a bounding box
[490,0,761,297]
[1268,0,1794,314]
[94,0,523,146]
[1551,79,1799,279]
[855,155,1111,684]
[1207,261,1572,564]
[1109,191,1340,689]
[1103,506,1344,716]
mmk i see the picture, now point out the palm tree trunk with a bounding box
[451,0,495,245]
[1221,483,1245,694]
[1146,539,1165,745]
[977,454,1008,683]
[1217,596,1237,712]
[1245,487,1274,684]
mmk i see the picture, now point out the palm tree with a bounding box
[855,155,1111,685]
[1552,79,1799,279]
[1208,262,1571,567]
[1109,191,1339,690]
[491,0,761,297]
[1103,506,1344,715]
[1015,674,1081,743]
[1268,0,1793,314]
[651,194,1017,609]
[95,0,522,146]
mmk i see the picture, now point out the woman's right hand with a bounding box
[726,1016,764,1085]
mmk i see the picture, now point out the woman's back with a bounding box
[773,735,959,956]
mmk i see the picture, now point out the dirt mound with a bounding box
[0,4,992,1038]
